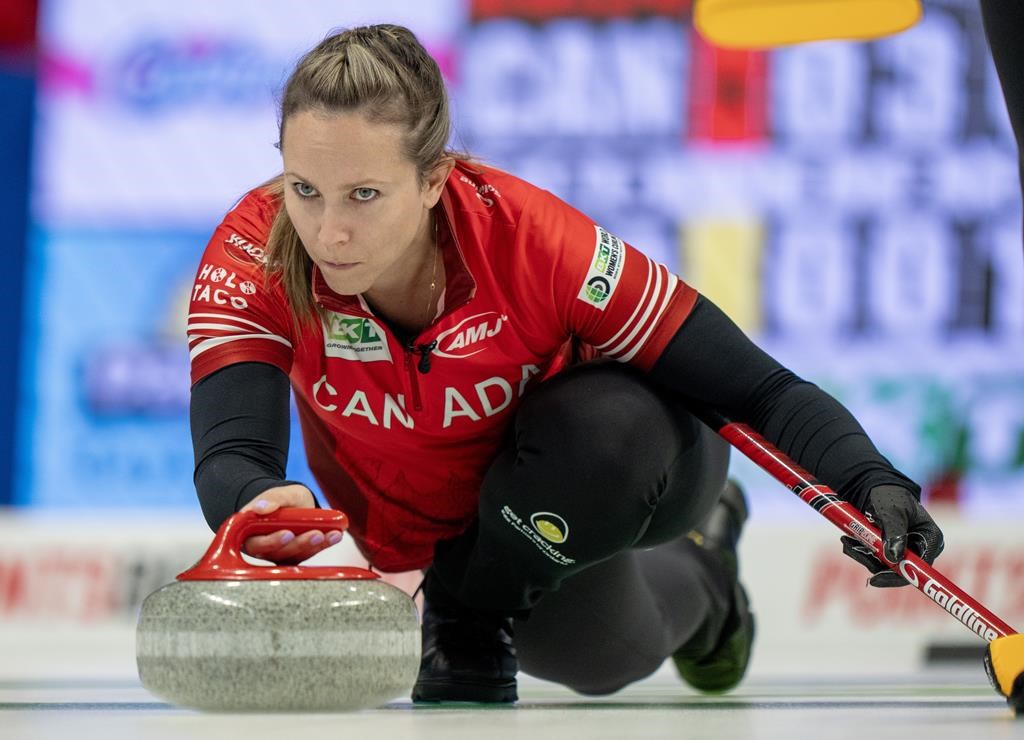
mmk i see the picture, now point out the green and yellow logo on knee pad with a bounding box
[530,512,569,544]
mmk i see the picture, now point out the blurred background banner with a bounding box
[17,0,464,508]
[14,0,1024,517]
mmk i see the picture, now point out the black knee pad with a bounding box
[513,362,688,483]
[433,361,730,613]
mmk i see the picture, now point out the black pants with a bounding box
[431,361,734,695]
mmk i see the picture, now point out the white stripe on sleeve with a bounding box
[595,258,654,352]
[602,262,665,358]
[189,334,293,361]
[187,312,279,335]
[617,268,679,363]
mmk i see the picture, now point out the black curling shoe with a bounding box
[673,479,756,694]
[411,570,518,703]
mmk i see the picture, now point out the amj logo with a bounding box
[434,312,508,359]
[323,313,392,363]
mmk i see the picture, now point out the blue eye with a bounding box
[293,182,318,198]
[353,188,379,202]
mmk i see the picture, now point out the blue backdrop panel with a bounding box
[16,228,315,508]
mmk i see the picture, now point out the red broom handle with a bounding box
[704,412,1017,641]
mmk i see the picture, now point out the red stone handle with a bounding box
[176,508,378,581]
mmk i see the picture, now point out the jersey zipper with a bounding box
[404,349,423,411]
[403,339,437,412]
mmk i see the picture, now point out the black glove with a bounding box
[840,485,945,588]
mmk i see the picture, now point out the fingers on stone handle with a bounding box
[241,498,275,514]
[253,498,276,514]
[303,529,341,551]
[267,531,321,562]
[244,531,294,557]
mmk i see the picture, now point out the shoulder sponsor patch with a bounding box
[577,225,625,311]
[457,174,500,207]
[323,312,393,363]
[224,232,268,265]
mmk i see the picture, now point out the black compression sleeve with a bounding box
[190,361,318,533]
[980,0,1024,189]
[647,295,920,510]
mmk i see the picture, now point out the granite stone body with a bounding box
[136,579,421,711]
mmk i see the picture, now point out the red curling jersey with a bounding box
[188,162,698,571]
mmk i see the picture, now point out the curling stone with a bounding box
[136,508,420,711]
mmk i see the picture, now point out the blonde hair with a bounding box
[263,24,464,327]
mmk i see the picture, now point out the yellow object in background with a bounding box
[681,219,764,334]
[695,0,923,49]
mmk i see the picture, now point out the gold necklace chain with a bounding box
[423,217,440,328]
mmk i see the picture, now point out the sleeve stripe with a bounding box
[187,312,278,335]
[601,261,665,358]
[616,269,679,364]
[187,322,286,336]
[189,334,293,361]
[187,322,254,333]
[594,258,655,352]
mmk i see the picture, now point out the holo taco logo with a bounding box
[578,225,625,310]
[324,313,392,363]
[530,512,569,544]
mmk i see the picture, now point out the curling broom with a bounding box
[696,407,1024,714]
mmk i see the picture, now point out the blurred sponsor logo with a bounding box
[469,0,690,20]
[458,174,500,207]
[83,344,190,415]
[802,542,1024,630]
[0,544,200,622]
[111,38,282,111]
